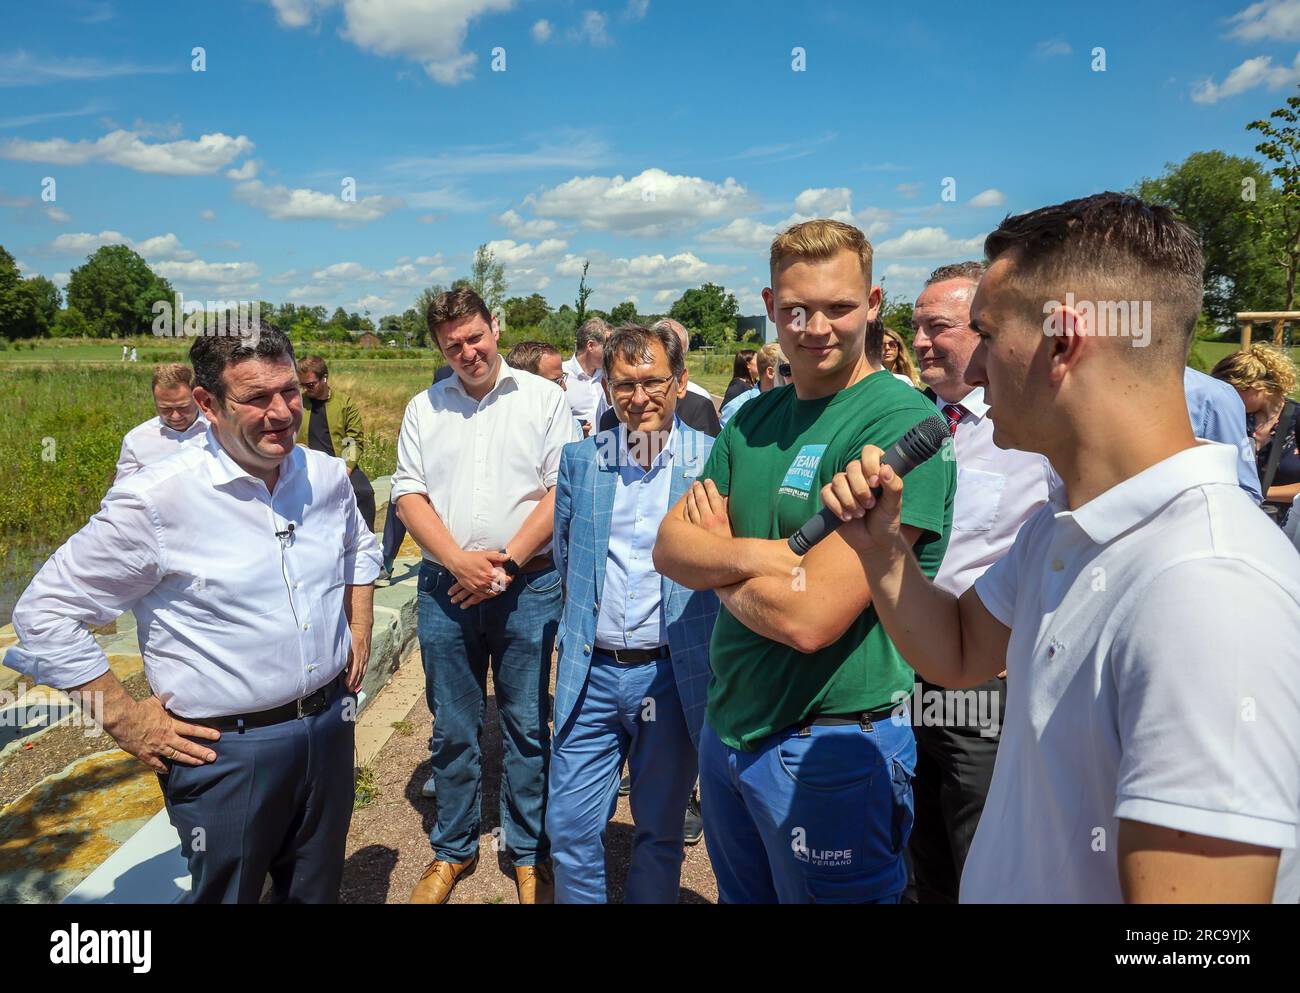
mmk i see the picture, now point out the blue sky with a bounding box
[3,0,1300,319]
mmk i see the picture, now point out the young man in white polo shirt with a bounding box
[823,192,1300,902]
[906,261,1054,903]
[393,288,579,905]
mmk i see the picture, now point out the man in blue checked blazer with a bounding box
[548,323,720,903]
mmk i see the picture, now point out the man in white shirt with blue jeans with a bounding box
[6,322,381,903]
[823,193,1300,902]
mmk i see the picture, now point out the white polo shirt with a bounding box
[933,388,1055,596]
[113,413,209,484]
[563,354,605,428]
[390,360,579,564]
[964,441,1300,903]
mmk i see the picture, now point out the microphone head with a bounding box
[892,415,951,472]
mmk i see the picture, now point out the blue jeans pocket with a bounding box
[523,568,562,595]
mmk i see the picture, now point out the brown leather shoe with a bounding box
[514,863,554,904]
[409,854,477,904]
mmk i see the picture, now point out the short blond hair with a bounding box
[770,219,873,287]
[756,342,785,376]
[1211,344,1298,401]
[151,362,193,391]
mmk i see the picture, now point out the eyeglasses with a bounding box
[609,376,674,400]
[882,340,899,350]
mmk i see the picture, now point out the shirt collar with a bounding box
[565,354,601,382]
[203,428,305,489]
[445,357,517,400]
[615,417,680,474]
[1055,441,1241,545]
[933,386,988,420]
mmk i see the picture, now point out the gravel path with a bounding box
[341,665,719,904]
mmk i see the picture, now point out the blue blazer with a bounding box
[552,421,719,748]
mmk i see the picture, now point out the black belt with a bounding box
[182,672,346,733]
[593,644,669,664]
[797,704,899,734]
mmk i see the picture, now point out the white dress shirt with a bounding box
[564,354,605,428]
[932,387,1055,596]
[113,413,209,484]
[595,423,678,650]
[5,433,381,718]
[963,442,1300,903]
[390,361,579,564]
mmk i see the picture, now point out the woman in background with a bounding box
[880,326,920,387]
[723,349,758,406]
[1212,343,1300,525]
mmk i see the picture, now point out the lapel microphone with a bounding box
[786,416,950,554]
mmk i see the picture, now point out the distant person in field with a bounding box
[296,355,376,532]
[122,344,128,361]
[112,363,209,484]
[130,346,138,363]
[507,340,567,388]
[719,342,785,428]
[723,349,759,406]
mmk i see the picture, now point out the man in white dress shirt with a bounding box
[564,317,610,436]
[5,322,381,904]
[394,287,579,905]
[906,261,1054,903]
[112,362,208,484]
[822,192,1300,902]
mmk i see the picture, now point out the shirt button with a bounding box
[583,644,591,654]
[302,623,310,631]
[1051,559,1064,572]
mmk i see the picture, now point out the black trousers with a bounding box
[158,682,356,903]
[906,675,1005,904]
[348,466,376,533]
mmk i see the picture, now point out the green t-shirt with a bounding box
[701,369,955,751]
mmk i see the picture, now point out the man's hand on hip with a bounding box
[111,696,220,774]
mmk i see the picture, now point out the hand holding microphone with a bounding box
[788,416,949,554]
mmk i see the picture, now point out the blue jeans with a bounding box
[547,651,699,903]
[416,561,562,866]
[699,713,916,903]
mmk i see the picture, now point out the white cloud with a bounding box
[528,168,754,237]
[792,187,853,217]
[1228,1,1300,41]
[0,129,254,175]
[312,261,378,282]
[0,51,173,87]
[352,294,397,313]
[382,261,453,286]
[200,209,217,222]
[625,0,650,19]
[497,208,560,238]
[268,0,517,86]
[154,259,262,284]
[698,190,889,253]
[39,229,195,261]
[387,135,611,178]
[233,179,404,223]
[571,10,611,46]
[555,250,743,307]
[896,181,923,199]
[226,159,260,181]
[968,188,1007,208]
[698,217,779,252]
[46,206,71,223]
[875,227,986,260]
[1192,52,1300,104]
[484,238,568,265]
[1034,39,1072,58]
[531,18,553,42]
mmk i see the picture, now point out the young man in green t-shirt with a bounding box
[654,219,955,903]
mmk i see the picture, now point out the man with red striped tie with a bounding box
[907,261,1054,903]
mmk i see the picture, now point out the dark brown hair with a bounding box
[602,323,686,380]
[506,340,561,375]
[427,287,492,349]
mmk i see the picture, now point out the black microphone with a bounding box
[275,522,296,541]
[787,415,951,554]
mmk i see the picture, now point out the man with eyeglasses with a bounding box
[112,363,209,484]
[296,355,376,532]
[549,323,719,902]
